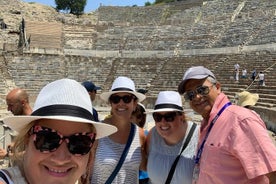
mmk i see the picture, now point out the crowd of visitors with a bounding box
[0,67,274,184]
[233,64,266,87]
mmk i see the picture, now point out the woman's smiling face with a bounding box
[23,119,92,184]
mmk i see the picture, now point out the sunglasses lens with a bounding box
[185,85,212,101]
[185,91,195,101]
[153,112,178,122]
[32,126,95,155]
[68,134,95,155]
[110,95,133,104]
[34,131,61,152]
[197,86,209,95]
[164,112,176,122]
[122,95,133,103]
[153,113,162,122]
[110,95,121,104]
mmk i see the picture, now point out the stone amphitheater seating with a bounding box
[1,52,274,109]
[63,24,97,49]
[92,0,276,51]
[250,16,276,46]
[25,21,62,49]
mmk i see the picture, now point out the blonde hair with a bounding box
[10,121,35,162]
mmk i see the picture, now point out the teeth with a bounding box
[49,168,67,173]
[160,126,169,130]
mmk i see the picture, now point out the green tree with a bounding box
[55,0,86,15]
[145,1,152,6]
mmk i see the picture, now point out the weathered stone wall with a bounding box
[253,106,276,133]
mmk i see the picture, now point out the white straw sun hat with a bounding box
[237,91,259,107]
[147,91,184,113]
[100,76,146,102]
[3,78,117,139]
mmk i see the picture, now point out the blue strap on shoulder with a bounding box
[105,123,136,184]
[0,170,9,184]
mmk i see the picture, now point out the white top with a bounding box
[259,73,265,80]
[242,69,247,76]
[234,64,240,70]
[0,171,13,184]
[91,124,141,184]
[0,166,27,184]
[147,121,199,184]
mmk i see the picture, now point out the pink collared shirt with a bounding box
[197,93,276,184]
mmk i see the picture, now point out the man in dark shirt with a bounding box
[82,81,101,122]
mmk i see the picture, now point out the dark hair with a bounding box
[132,104,146,128]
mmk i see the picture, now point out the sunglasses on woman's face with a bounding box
[30,125,96,156]
[109,95,134,104]
[152,111,182,122]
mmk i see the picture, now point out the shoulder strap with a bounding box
[105,123,136,184]
[0,170,9,184]
[165,123,197,184]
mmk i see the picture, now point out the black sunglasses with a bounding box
[109,95,135,104]
[30,125,96,156]
[184,85,214,101]
[153,111,182,122]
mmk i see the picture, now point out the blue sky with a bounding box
[23,0,155,12]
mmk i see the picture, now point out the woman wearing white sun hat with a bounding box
[0,78,117,184]
[145,91,199,184]
[90,76,146,184]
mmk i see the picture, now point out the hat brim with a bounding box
[178,75,208,94]
[237,93,259,107]
[100,91,146,102]
[94,86,101,90]
[3,116,117,139]
[146,108,183,114]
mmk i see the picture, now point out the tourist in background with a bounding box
[131,102,149,184]
[6,88,32,116]
[90,76,146,184]
[251,68,257,81]
[131,103,147,132]
[178,66,276,184]
[241,68,247,79]
[234,63,240,82]
[0,78,117,184]
[236,90,259,109]
[145,91,199,184]
[82,81,102,122]
[3,88,33,165]
[236,90,276,145]
[258,71,265,86]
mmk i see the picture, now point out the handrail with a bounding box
[245,62,276,91]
